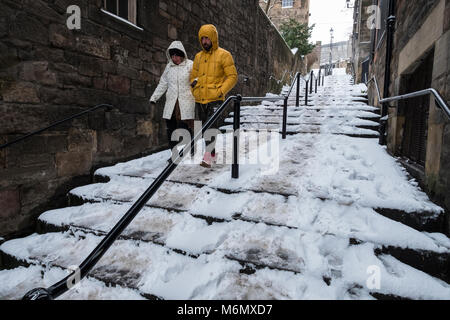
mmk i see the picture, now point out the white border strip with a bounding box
[100,8,143,31]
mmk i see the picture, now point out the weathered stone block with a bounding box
[2,82,40,103]
[137,119,154,136]
[0,188,20,219]
[19,61,58,86]
[79,56,103,77]
[107,74,130,95]
[56,151,93,177]
[10,12,48,45]
[68,128,97,152]
[93,77,106,90]
[49,24,75,48]
[139,70,152,82]
[131,80,146,97]
[168,24,177,40]
[117,64,139,80]
[39,86,76,105]
[97,132,123,153]
[76,36,111,59]
[139,48,153,62]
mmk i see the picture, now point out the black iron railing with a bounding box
[0,104,113,150]
[22,71,311,300]
[366,77,450,120]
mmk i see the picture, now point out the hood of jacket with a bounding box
[166,41,188,65]
[198,24,219,52]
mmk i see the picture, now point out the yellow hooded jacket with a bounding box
[190,24,238,104]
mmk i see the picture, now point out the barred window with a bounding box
[282,0,294,8]
[103,0,137,24]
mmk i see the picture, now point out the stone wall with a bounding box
[368,0,450,234]
[0,0,304,238]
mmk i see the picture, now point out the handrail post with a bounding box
[310,71,314,94]
[318,69,322,86]
[296,73,300,107]
[315,78,318,93]
[282,97,288,140]
[305,80,309,106]
[232,95,241,179]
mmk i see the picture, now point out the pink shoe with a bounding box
[200,152,213,168]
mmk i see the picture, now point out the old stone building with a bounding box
[0,0,305,238]
[361,0,450,234]
[350,0,373,82]
[259,0,310,30]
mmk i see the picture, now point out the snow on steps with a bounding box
[1,71,449,300]
[2,220,450,300]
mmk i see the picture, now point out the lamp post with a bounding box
[329,28,334,75]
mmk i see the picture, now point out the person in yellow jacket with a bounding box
[190,24,238,168]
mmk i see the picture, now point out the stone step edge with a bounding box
[218,128,380,139]
[93,173,299,199]
[1,242,402,301]
[62,194,450,284]
[93,173,444,232]
[35,214,450,286]
[0,249,161,300]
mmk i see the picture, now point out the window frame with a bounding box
[103,0,137,25]
[282,0,294,8]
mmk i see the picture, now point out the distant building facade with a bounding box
[320,40,352,67]
[259,0,310,30]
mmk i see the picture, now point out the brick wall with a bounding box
[0,0,304,238]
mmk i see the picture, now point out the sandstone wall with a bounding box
[0,0,304,238]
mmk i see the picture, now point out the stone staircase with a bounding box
[220,75,380,139]
[1,71,449,300]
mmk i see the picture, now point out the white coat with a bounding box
[149,41,195,120]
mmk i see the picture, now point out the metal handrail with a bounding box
[0,104,113,150]
[22,95,237,300]
[22,70,304,299]
[366,77,450,120]
[21,86,296,300]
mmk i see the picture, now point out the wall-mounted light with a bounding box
[346,0,355,8]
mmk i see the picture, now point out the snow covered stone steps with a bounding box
[0,264,146,300]
[2,227,449,300]
[219,124,380,138]
[46,190,450,285]
[373,207,446,234]
[239,105,379,113]
[11,204,450,298]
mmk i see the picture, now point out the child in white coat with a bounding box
[150,41,195,159]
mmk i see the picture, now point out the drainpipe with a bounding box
[379,0,396,145]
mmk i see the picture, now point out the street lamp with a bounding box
[329,28,334,75]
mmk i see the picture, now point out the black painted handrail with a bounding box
[22,96,237,300]
[22,92,292,300]
[366,77,450,120]
[0,104,113,150]
[22,72,303,300]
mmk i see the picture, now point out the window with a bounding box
[282,0,294,8]
[103,0,137,25]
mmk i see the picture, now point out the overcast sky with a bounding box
[309,0,354,44]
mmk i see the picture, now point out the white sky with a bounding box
[309,0,354,44]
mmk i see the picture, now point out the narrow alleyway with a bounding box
[1,70,449,300]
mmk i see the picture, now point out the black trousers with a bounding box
[196,101,222,156]
[166,102,194,156]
